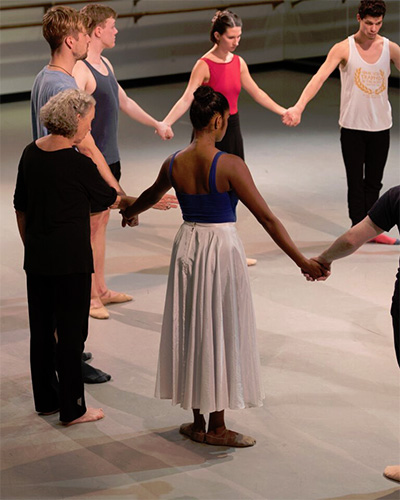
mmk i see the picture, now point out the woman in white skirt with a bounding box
[122,86,325,447]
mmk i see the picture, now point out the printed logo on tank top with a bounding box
[354,68,386,96]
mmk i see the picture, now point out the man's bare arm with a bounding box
[283,41,348,126]
[318,216,383,265]
[77,133,124,194]
[389,41,400,71]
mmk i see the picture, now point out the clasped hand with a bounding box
[301,257,331,282]
[281,107,302,127]
[120,212,138,228]
[120,193,179,227]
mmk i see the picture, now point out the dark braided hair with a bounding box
[210,10,242,44]
[190,86,229,131]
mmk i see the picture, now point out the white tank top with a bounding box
[339,35,392,131]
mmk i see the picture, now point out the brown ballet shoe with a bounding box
[100,292,133,305]
[246,258,257,267]
[384,465,400,482]
[205,429,256,447]
[89,304,109,319]
[179,423,206,443]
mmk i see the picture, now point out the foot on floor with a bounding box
[38,408,59,415]
[81,352,92,362]
[205,428,256,447]
[89,304,109,319]
[368,234,400,245]
[179,422,206,443]
[384,465,400,482]
[100,290,133,305]
[82,361,111,384]
[62,407,104,426]
[246,258,257,267]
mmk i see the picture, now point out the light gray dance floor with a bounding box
[1,69,399,500]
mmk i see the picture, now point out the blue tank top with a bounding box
[82,58,119,165]
[169,151,238,223]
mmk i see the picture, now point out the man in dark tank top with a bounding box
[74,4,174,320]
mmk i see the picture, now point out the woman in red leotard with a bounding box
[163,10,287,162]
[163,10,287,266]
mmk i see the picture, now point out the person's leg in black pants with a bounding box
[340,127,390,226]
[55,273,91,423]
[340,127,367,226]
[26,274,59,413]
[364,129,390,214]
[391,271,399,369]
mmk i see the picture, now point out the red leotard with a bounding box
[200,55,241,115]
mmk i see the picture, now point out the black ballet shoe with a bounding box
[81,361,111,384]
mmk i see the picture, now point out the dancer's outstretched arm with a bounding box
[163,61,209,127]
[240,57,286,116]
[221,154,327,280]
[282,41,347,127]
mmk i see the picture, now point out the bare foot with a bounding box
[62,407,104,426]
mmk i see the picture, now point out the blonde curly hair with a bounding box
[40,89,95,138]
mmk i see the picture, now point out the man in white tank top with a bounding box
[283,0,400,245]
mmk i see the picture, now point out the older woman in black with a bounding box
[14,89,136,425]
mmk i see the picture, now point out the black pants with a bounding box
[26,273,91,422]
[340,127,390,226]
[216,112,244,160]
[391,270,400,368]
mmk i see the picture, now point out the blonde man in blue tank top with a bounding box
[283,0,400,245]
[73,4,175,319]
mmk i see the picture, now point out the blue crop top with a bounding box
[169,151,238,223]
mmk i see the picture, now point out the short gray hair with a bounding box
[40,88,95,138]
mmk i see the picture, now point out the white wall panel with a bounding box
[0,0,398,96]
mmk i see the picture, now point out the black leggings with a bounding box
[27,272,91,422]
[391,271,400,369]
[340,128,390,226]
[216,112,244,160]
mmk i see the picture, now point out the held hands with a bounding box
[120,212,139,228]
[302,257,331,282]
[282,106,302,127]
[155,121,174,140]
[120,193,178,227]
[152,193,179,211]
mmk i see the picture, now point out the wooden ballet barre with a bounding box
[0,0,120,11]
[291,0,346,5]
[119,1,285,24]
[0,0,285,29]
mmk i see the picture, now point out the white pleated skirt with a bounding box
[155,221,264,414]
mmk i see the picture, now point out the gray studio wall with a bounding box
[0,0,399,97]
